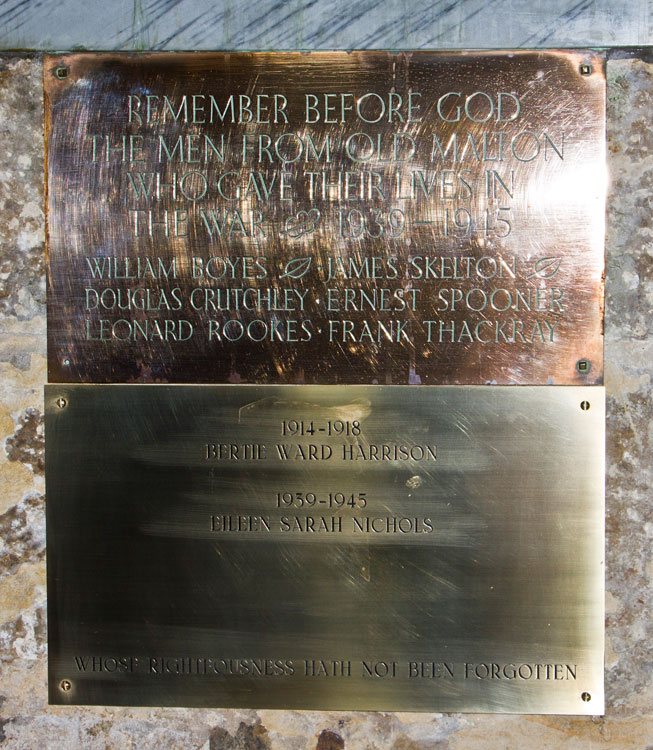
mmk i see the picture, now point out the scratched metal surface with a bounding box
[0,0,651,49]
[45,384,605,712]
[45,51,605,385]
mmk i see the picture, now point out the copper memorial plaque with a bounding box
[45,51,605,385]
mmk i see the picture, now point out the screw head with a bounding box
[576,359,591,375]
[55,66,69,80]
[581,691,591,702]
[63,358,71,366]
[56,397,67,409]
[580,63,593,76]
[60,679,72,692]
[580,401,591,411]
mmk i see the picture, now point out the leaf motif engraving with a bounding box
[280,257,313,279]
[526,257,562,279]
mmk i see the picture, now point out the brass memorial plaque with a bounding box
[44,49,606,714]
[45,51,605,385]
[46,385,604,713]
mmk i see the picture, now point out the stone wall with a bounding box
[0,52,651,749]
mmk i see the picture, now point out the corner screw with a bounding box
[60,679,72,692]
[56,397,67,409]
[63,358,71,366]
[580,63,592,76]
[580,401,591,411]
[581,691,591,702]
[55,66,69,80]
[576,359,591,374]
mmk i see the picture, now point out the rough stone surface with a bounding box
[603,57,653,719]
[0,53,651,748]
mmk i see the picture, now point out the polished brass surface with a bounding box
[45,51,605,385]
[46,385,604,712]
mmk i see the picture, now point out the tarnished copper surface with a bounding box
[45,51,605,384]
[46,384,605,712]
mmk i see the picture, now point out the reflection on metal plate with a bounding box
[45,51,605,385]
[46,385,604,712]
